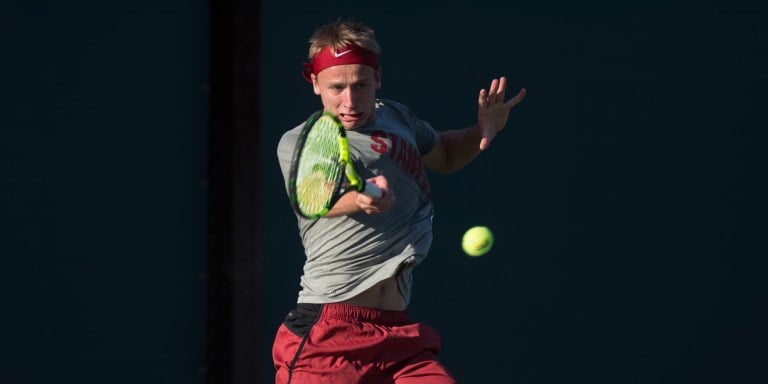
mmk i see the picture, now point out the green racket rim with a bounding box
[288,112,346,219]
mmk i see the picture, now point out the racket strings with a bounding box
[295,117,343,216]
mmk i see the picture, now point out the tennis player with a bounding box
[274,19,526,384]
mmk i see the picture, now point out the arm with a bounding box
[322,175,395,218]
[423,76,526,174]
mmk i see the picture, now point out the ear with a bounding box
[375,67,382,90]
[311,74,321,95]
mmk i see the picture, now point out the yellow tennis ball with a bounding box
[462,226,494,257]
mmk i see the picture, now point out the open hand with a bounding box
[477,77,526,150]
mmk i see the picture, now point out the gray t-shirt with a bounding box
[276,99,439,305]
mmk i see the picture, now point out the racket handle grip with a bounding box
[362,180,383,199]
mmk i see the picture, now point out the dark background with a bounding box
[2,1,209,382]
[259,2,768,384]
[3,0,768,383]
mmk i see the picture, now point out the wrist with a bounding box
[473,123,484,137]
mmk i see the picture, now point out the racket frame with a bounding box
[288,111,379,219]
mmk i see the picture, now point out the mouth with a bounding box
[338,112,364,124]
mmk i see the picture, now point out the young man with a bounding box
[274,19,526,384]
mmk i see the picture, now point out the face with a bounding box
[311,64,381,129]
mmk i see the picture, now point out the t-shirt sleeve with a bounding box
[382,99,438,155]
[411,114,439,155]
[276,126,302,193]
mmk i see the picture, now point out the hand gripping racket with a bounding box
[288,111,383,219]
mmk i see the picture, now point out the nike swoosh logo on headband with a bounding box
[333,50,352,58]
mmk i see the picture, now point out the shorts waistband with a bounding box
[298,303,410,326]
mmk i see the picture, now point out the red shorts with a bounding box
[272,303,456,384]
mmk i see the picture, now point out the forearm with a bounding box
[323,192,362,218]
[429,124,485,174]
[321,175,395,218]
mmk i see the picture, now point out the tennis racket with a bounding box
[288,111,383,219]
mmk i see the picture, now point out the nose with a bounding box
[341,88,357,108]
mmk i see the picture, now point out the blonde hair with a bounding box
[308,19,381,60]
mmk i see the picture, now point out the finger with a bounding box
[357,193,374,206]
[504,88,527,109]
[479,122,496,151]
[370,176,390,195]
[487,78,500,104]
[478,88,488,108]
[496,76,507,99]
[375,175,389,189]
[479,136,491,151]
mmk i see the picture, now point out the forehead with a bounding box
[315,64,377,84]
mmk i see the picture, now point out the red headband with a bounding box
[302,45,379,82]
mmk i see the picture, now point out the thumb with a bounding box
[479,124,495,151]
